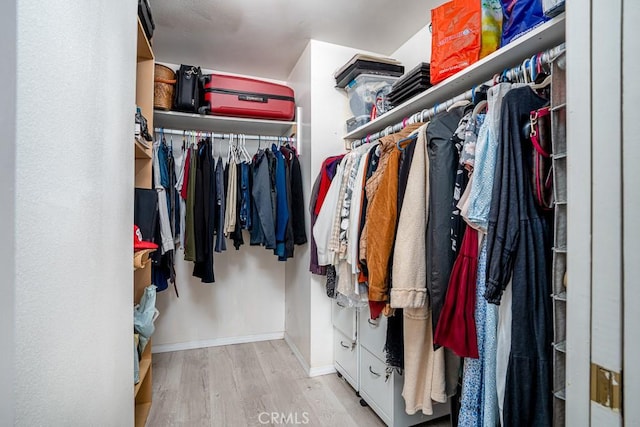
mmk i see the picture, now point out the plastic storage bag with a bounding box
[430,0,482,85]
[480,0,503,58]
[134,284,159,355]
[500,0,549,46]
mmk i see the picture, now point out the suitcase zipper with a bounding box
[204,88,294,103]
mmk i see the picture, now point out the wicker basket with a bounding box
[154,64,176,110]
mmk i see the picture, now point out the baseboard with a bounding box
[283,333,336,378]
[283,333,310,375]
[308,365,336,377]
[152,332,285,354]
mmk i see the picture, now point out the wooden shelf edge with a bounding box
[343,13,566,140]
[134,342,152,397]
[137,18,154,61]
[135,402,152,427]
[134,357,151,397]
[135,139,152,159]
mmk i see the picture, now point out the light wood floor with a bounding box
[147,340,452,427]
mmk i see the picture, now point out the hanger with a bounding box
[240,134,252,163]
[447,99,471,112]
[529,74,552,90]
[472,100,488,119]
[396,133,418,151]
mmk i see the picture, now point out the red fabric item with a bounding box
[369,301,386,320]
[434,227,480,358]
[314,155,345,215]
[134,225,158,251]
[180,149,192,200]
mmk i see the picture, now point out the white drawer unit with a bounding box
[358,305,388,361]
[332,300,357,340]
[333,305,451,426]
[359,346,451,427]
[360,346,394,420]
[334,329,358,390]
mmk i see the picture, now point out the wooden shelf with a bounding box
[154,110,296,136]
[134,12,154,425]
[135,402,152,427]
[134,343,152,397]
[135,139,152,159]
[136,18,153,62]
[344,13,566,140]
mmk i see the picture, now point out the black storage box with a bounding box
[138,0,155,41]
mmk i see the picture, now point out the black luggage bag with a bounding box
[174,65,203,113]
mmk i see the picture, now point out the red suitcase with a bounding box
[199,74,295,121]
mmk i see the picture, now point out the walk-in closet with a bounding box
[2,1,639,427]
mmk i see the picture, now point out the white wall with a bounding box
[284,40,393,372]
[153,241,286,349]
[150,65,288,351]
[0,0,16,424]
[391,25,432,71]
[285,43,313,366]
[308,39,372,369]
[14,1,137,425]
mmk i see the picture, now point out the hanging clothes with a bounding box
[309,156,342,275]
[364,123,423,318]
[229,161,244,250]
[384,124,446,416]
[426,107,466,340]
[239,161,252,231]
[184,144,198,261]
[224,159,238,235]
[314,160,345,266]
[457,236,496,426]
[192,138,217,283]
[288,147,308,246]
[214,156,227,253]
[383,133,417,373]
[273,145,289,259]
[484,86,552,426]
[153,137,176,255]
[434,226,479,358]
[250,149,276,249]
[450,110,473,256]
[466,83,525,232]
[357,144,380,283]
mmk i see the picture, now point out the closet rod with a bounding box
[352,43,566,148]
[154,128,296,143]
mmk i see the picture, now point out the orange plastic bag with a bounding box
[430,0,482,85]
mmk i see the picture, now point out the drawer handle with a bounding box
[367,319,378,327]
[340,341,351,349]
[369,366,381,377]
[337,301,346,308]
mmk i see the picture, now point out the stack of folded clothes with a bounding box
[388,63,432,107]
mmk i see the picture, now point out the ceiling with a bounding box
[149,0,436,80]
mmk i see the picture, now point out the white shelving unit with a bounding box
[343,13,565,141]
[154,110,296,136]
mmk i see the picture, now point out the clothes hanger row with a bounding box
[153,128,296,144]
[353,44,565,149]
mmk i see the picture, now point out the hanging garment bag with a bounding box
[174,65,202,113]
[199,74,295,120]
